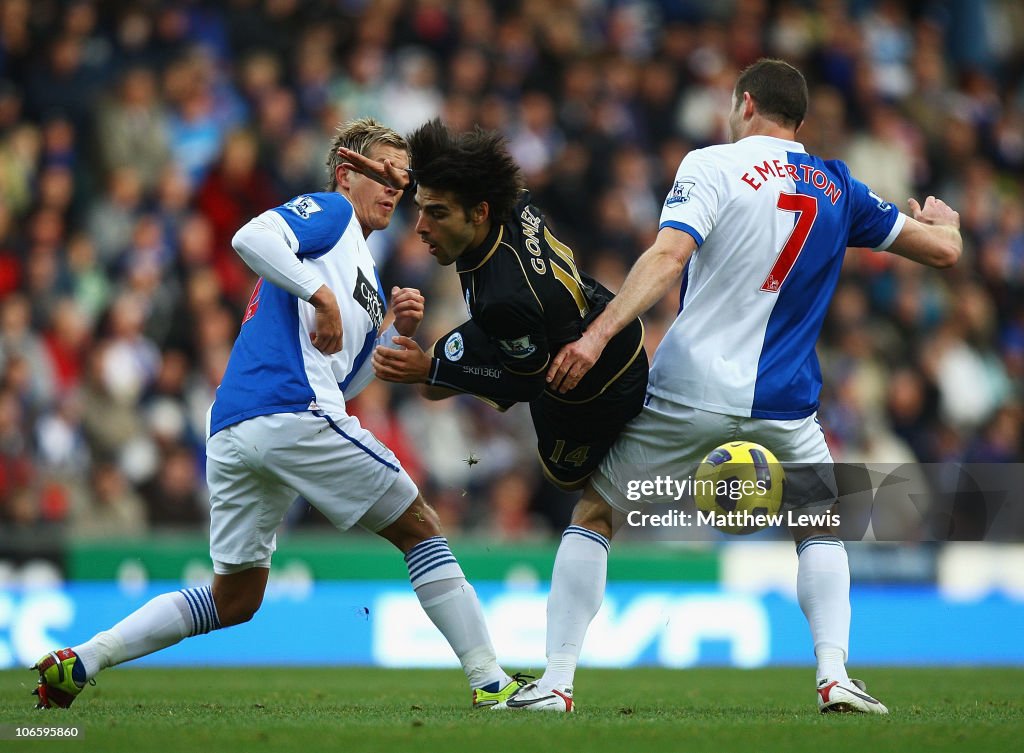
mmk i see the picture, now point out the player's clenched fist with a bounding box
[908,195,960,228]
[390,286,425,336]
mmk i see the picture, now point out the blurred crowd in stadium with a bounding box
[0,0,1021,542]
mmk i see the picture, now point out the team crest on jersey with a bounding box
[284,195,323,219]
[867,189,892,211]
[352,268,385,329]
[665,180,695,207]
[444,332,465,362]
[497,335,537,359]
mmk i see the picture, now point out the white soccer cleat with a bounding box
[491,681,573,712]
[817,677,888,714]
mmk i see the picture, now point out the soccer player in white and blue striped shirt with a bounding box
[518,59,962,714]
[33,119,521,711]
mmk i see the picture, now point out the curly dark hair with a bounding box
[407,119,523,222]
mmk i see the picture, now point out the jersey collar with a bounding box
[738,134,806,152]
[457,223,503,273]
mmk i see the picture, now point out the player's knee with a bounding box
[570,488,615,540]
[216,595,262,627]
[377,495,444,552]
[212,584,265,627]
[410,498,443,535]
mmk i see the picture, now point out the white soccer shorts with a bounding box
[591,395,836,513]
[206,409,417,569]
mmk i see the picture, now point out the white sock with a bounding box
[540,525,609,691]
[797,536,851,683]
[405,537,508,690]
[72,587,221,680]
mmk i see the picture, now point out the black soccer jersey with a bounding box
[427,191,646,409]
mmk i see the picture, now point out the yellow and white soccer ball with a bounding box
[694,441,785,534]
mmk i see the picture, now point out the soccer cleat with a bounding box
[817,677,888,714]
[492,681,574,712]
[31,649,87,709]
[472,673,533,709]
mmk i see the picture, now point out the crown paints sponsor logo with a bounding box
[352,268,384,329]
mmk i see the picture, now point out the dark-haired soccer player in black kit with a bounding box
[340,119,647,493]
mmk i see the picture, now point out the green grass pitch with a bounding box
[2,667,1021,753]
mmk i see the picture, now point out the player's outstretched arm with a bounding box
[547,226,697,393]
[337,147,411,191]
[886,195,962,269]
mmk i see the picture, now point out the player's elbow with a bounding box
[932,238,962,269]
[892,226,963,270]
[231,224,256,261]
[231,216,278,263]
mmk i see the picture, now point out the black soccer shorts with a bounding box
[530,349,648,491]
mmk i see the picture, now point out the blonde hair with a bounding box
[325,117,408,191]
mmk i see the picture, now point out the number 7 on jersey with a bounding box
[761,192,818,293]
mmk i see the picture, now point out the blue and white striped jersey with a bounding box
[651,135,905,419]
[210,192,387,436]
